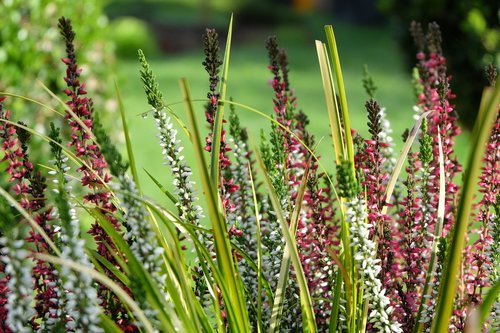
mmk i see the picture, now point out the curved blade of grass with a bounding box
[0,186,61,256]
[92,205,206,333]
[315,41,344,163]
[88,199,207,333]
[115,81,141,192]
[38,80,98,143]
[328,269,343,333]
[0,91,64,116]
[413,129,446,333]
[35,253,156,332]
[144,168,178,205]
[430,78,500,332]
[210,14,233,189]
[324,25,353,165]
[99,313,123,333]
[248,161,266,332]
[257,152,317,333]
[146,201,224,333]
[381,110,433,216]
[181,77,250,332]
[89,249,130,285]
[478,279,500,327]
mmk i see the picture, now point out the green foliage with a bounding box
[0,0,115,112]
[0,13,498,333]
[110,17,158,59]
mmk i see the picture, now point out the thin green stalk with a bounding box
[0,91,64,116]
[478,279,500,327]
[115,81,141,193]
[248,162,264,333]
[328,269,342,333]
[315,41,344,163]
[210,14,233,188]
[380,110,432,216]
[324,25,354,165]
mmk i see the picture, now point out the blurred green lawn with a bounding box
[114,20,470,205]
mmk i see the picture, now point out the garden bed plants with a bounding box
[0,15,498,333]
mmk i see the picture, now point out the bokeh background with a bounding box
[0,0,497,203]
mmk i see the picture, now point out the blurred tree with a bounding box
[377,0,499,128]
[0,0,116,134]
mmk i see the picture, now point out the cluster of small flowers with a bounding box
[156,113,203,225]
[411,22,461,236]
[396,149,426,328]
[419,237,446,332]
[202,28,236,214]
[261,37,306,330]
[459,104,500,324]
[377,107,396,172]
[48,123,103,332]
[227,108,262,329]
[345,197,402,333]
[354,96,405,326]
[138,48,204,241]
[0,98,63,331]
[58,17,135,331]
[0,234,35,333]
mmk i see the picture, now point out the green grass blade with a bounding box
[324,25,353,165]
[181,77,250,332]
[0,91,64,117]
[115,80,141,192]
[248,162,266,333]
[144,168,179,204]
[257,153,317,333]
[210,14,233,189]
[315,41,344,163]
[478,279,500,327]
[267,157,313,333]
[99,313,123,333]
[89,249,130,285]
[328,269,343,333]
[430,78,500,333]
[380,110,433,216]
[0,186,61,256]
